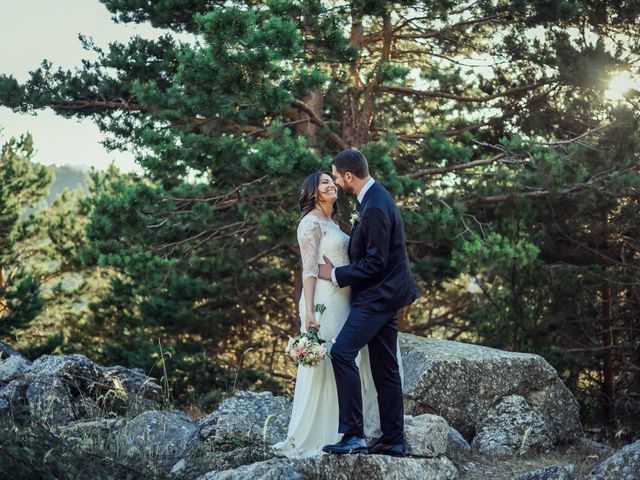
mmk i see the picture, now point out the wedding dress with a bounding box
[272,213,385,458]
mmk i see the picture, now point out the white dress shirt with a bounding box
[330,178,375,286]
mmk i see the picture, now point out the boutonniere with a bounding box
[350,211,361,226]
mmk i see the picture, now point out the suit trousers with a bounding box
[330,306,404,444]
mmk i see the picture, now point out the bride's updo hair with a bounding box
[299,171,338,219]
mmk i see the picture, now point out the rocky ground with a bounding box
[1,336,638,479]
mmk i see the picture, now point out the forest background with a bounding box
[0,0,638,441]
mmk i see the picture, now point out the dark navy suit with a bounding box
[332,181,418,444]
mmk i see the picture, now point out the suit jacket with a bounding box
[334,181,418,311]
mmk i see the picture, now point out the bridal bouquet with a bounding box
[284,304,331,367]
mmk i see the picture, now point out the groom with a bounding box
[318,149,418,457]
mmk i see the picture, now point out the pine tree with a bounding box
[0,134,51,336]
[1,1,639,427]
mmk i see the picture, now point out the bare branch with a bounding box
[291,99,349,149]
[408,153,506,178]
[382,79,555,103]
[362,13,507,44]
[538,123,614,146]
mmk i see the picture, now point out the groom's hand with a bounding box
[318,255,334,280]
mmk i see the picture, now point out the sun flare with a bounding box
[605,71,639,102]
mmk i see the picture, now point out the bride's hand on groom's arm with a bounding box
[317,256,334,280]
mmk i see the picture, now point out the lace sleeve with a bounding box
[297,216,323,279]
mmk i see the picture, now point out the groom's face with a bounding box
[332,165,356,196]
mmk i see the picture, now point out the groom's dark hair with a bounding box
[332,149,369,179]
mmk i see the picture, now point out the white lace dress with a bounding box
[272,214,382,458]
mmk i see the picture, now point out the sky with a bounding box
[0,0,178,173]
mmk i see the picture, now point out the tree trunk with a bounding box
[601,281,615,422]
[397,305,411,332]
[0,267,5,315]
[285,90,324,153]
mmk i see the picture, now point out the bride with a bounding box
[272,171,383,458]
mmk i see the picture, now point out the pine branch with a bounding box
[463,164,636,206]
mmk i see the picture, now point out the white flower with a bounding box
[350,211,361,225]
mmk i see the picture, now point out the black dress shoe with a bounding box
[368,440,406,457]
[322,435,368,454]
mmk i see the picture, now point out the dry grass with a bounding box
[454,441,610,480]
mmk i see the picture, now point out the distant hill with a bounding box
[46,165,89,205]
[23,165,89,216]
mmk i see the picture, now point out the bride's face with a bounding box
[317,173,337,205]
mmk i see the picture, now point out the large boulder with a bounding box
[28,354,102,388]
[26,375,76,426]
[196,391,291,447]
[23,354,104,424]
[198,454,459,480]
[588,438,640,480]
[471,395,553,457]
[115,410,197,468]
[399,333,582,442]
[0,346,162,424]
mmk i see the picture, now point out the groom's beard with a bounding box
[342,184,357,196]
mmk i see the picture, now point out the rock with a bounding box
[0,341,23,360]
[197,391,291,448]
[404,414,449,457]
[26,375,76,426]
[0,354,31,385]
[171,444,277,478]
[471,395,553,457]
[198,457,302,480]
[198,454,459,480]
[515,464,575,480]
[115,410,197,468]
[28,354,103,398]
[588,438,640,480]
[94,365,162,414]
[22,355,105,425]
[399,333,582,443]
[170,458,188,476]
[305,455,458,480]
[21,353,161,421]
[448,426,471,453]
[0,378,29,420]
[0,350,162,426]
[98,365,162,398]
